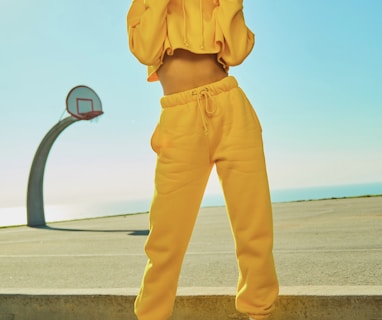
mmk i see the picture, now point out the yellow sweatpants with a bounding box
[135,76,279,320]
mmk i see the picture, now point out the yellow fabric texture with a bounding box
[127,0,255,81]
[134,77,279,320]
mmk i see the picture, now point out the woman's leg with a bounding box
[214,86,279,319]
[135,97,213,320]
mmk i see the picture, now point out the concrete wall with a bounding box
[0,287,381,320]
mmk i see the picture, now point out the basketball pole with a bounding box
[26,116,79,227]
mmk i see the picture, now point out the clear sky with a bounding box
[1,0,381,210]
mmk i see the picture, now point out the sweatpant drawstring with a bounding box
[192,88,215,135]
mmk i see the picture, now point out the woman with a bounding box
[127,1,279,319]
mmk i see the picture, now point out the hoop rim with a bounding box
[70,110,104,120]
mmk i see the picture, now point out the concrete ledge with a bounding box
[0,287,381,320]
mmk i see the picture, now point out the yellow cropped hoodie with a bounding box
[127,0,255,82]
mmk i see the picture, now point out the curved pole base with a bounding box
[27,116,79,227]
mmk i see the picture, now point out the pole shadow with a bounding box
[31,225,149,236]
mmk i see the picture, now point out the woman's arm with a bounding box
[215,0,254,65]
[127,0,170,65]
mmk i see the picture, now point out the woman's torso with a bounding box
[157,49,228,95]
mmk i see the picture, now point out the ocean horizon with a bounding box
[1,181,381,228]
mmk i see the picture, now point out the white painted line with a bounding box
[0,286,381,296]
[1,248,381,258]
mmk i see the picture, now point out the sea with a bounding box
[1,182,381,228]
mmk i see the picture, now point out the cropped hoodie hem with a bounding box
[127,0,254,82]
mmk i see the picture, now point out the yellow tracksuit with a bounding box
[127,0,254,81]
[127,1,279,319]
[134,77,278,319]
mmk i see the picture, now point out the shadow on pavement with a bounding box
[31,225,149,236]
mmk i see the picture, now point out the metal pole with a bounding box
[26,116,79,227]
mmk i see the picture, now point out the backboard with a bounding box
[66,85,103,120]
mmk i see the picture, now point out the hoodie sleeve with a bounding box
[127,0,170,66]
[215,0,254,66]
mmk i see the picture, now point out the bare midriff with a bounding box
[157,49,228,95]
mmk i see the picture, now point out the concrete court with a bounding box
[0,196,381,319]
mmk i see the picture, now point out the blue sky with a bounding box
[1,0,381,212]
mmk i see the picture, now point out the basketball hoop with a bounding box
[66,85,103,120]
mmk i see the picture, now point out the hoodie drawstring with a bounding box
[182,0,189,46]
[199,0,204,49]
[182,0,205,49]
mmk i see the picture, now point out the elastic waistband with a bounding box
[160,76,238,108]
